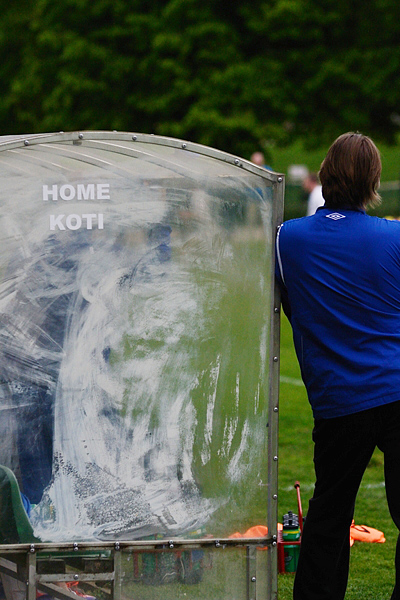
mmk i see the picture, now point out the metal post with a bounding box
[26,550,37,600]
[112,547,122,600]
[246,545,257,600]
[266,175,285,599]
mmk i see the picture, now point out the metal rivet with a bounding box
[24,140,29,146]
[274,307,279,313]
[115,542,120,551]
[29,544,35,553]
[132,135,137,141]
[215,540,221,548]
[74,574,79,581]
[273,407,278,412]
[73,543,79,551]
[78,133,83,140]
[168,540,174,549]
[273,356,278,362]
[278,176,283,182]
[182,143,187,149]
[272,541,277,546]
[273,494,278,500]
[273,456,278,461]
[251,576,256,582]
[234,159,241,166]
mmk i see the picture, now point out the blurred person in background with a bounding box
[303,172,325,215]
[251,151,272,171]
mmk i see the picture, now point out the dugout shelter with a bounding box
[0,131,284,600]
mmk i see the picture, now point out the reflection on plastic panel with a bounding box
[0,138,273,544]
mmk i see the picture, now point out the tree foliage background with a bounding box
[1,0,400,157]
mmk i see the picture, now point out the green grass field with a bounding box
[278,313,398,599]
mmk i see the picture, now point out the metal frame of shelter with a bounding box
[0,131,284,600]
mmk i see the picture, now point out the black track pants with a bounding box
[293,400,400,600]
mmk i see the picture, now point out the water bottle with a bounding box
[282,511,301,573]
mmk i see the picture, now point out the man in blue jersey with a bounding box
[276,132,400,599]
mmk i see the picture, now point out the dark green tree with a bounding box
[0,0,35,133]
[1,0,400,158]
[240,0,400,147]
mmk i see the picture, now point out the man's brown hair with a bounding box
[318,132,382,209]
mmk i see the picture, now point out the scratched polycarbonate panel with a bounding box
[118,546,270,600]
[0,136,274,544]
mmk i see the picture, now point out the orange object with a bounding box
[229,525,268,539]
[229,525,269,553]
[229,531,244,539]
[243,525,269,538]
[350,520,385,545]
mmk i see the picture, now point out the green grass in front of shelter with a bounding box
[278,313,398,599]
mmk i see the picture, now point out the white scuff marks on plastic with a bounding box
[254,383,260,415]
[0,156,275,545]
[31,239,217,541]
[259,322,268,378]
[227,419,251,482]
[200,356,220,466]
[219,372,240,459]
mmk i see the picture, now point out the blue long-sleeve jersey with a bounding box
[276,207,400,419]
